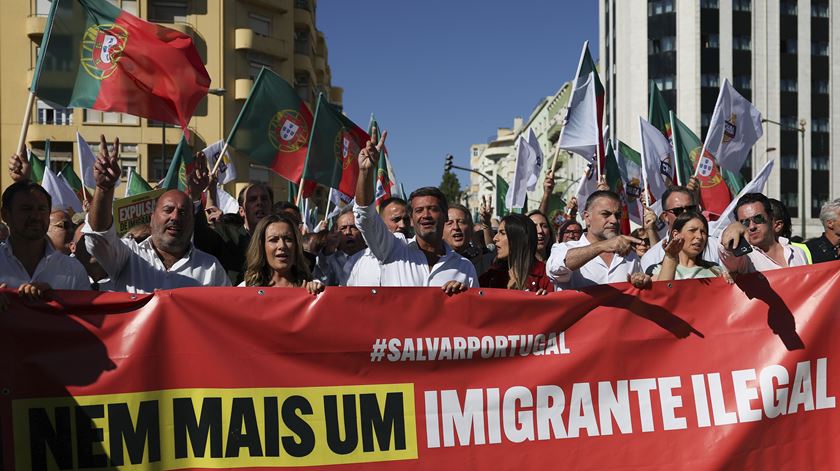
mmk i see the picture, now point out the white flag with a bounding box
[76,131,120,188]
[216,185,240,215]
[505,136,537,209]
[575,162,599,212]
[703,79,763,173]
[557,72,599,163]
[203,140,237,184]
[709,159,775,238]
[638,117,673,202]
[42,167,82,213]
[526,129,543,191]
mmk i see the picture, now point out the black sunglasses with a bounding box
[666,205,699,217]
[739,214,769,227]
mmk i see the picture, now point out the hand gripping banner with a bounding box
[2,262,839,470]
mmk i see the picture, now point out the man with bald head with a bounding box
[83,135,229,293]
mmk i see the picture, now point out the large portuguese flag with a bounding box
[300,94,369,198]
[671,112,732,217]
[227,67,313,184]
[33,0,210,131]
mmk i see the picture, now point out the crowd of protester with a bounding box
[1,132,839,312]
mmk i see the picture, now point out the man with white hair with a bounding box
[806,198,840,263]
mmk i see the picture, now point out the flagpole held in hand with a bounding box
[209,141,230,176]
[17,91,36,155]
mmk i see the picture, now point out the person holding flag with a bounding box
[353,131,477,291]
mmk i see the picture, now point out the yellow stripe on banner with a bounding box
[13,384,417,470]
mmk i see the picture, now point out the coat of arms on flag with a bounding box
[697,156,715,177]
[723,114,737,143]
[269,110,309,152]
[81,24,128,80]
[335,129,359,170]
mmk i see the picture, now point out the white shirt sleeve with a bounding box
[354,202,395,263]
[546,242,572,283]
[82,218,132,282]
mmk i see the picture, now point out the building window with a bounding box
[780,1,797,16]
[702,33,719,49]
[83,110,139,125]
[780,39,797,54]
[734,75,752,91]
[649,36,676,54]
[811,3,829,17]
[294,30,311,55]
[780,116,799,129]
[249,13,271,37]
[700,0,719,8]
[35,0,51,15]
[811,42,829,56]
[294,75,312,102]
[647,0,675,16]
[732,0,751,11]
[780,155,798,169]
[733,36,751,51]
[148,1,188,23]
[811,118,829,133]
[653,76,676,91]
[247,52,273,81]
[780,79,798,92]
[295,0,311,10]
[701,113,711,128]
[813,79,829,94]
[700,74,719,88]
[811,156,829,171]
[36,100,73,125]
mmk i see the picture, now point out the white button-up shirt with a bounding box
[314,250,365,286]
[0,239,90,290]
[546,236,642,290]
[82,221,230,293]
[353,203,477,287]
[641,235,722,273]
[718,239,808,274]
[347,236,414,287]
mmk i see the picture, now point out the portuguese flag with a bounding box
[59,163,87,202]
[161,136,194,191]
[671,113,731,218]
[126,167,153,197]
[369,115,393,206]
[300,94,369,198]
[33,0,210,131]
[227,67,313,184]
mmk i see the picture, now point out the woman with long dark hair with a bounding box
[527,210,555,262]
[242,214,324,294]
[479,214,553,294]
[647,211,730,281]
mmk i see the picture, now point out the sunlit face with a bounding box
[381,202,410,236]
[47,210,74,254]
[561,223,583,242]
[493,221,509,260]
[1,189,50,242]
[264,221,297,275]
[239,185,271,231]
[674,218,708,259]
[444,208,471,252]
[530,213,550,253]
[662,192,694,228]
[736,202,774,248]
[583,197,621,241]
[336,211,364,255]
[151,191,194,253]
[410,195,445,241]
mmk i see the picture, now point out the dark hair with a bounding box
[218,213,244,226]
[734,193,773,221]
[272,200,302,223]
[448,203,474,227]
[498,213,538,291]
[557,219,583,241]
[1,180,51,212]
[768,198,792,239]
[669,211,714,266]
[244,213,311,287]
[408,186,448,216]
[378,197,407,213]
[584,190,621,211]
[526,210,556,261]
[237,183,274,207]
[661,186,695,211]
[630,227,647,240]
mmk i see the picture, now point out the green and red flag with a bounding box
[300,94,369,198]
[59,163,86,202]
[227,67,313,184]
[125,167,153,197]
[670,113,731,218]
[368,115,394,206]
[161,136,193,191]
[605,139,632,235]
[33,0,210,132]
[495,175,509,217]
[28,151,47,184]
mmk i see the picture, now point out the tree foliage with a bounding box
[439,171,462,206]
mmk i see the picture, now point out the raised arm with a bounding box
[479,196,495,247]
[539,172,555,215]
[563,235,641,272]
[88,135,121,231]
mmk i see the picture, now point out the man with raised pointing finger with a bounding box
[352,131,477,294]
[82,135,230,293]
[547,190,643,290]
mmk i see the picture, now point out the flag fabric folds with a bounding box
[605,140,632,235]
[638,117,673,203]
[615,141,645,226]
[300,94,369,199]
[216,185,240,215]
[60,163,86,202]
[161,136,193,191]
[33,0,210,131]
[28,150,46,184]
[709,160,775,238]
[557,72,599,165]
[495,175,509,218]
[227,67,313,184]
[575,163,599,212]
[125,167,153,197]
[506,136,539,210]
[702,79,763,173]
[76,132,100,189]
[671,113,732,216]
[526,129,544,191]
[42,167,83,213]
[203,140,236,185]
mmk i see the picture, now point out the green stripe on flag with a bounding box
[495,175,509,217]
[162,136,193,191]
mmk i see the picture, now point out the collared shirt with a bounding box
[805,234,840,264]
[353,203,478,287]
[0,239,90,290]
[718,239,808,274]
[314,249,365,286]
[82,220,231,293]
[546,236,642,290]
[641,235,721,273]
[347,236,414,287]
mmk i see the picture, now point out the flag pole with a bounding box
[209,140,230,176]
[17,91,36,155]
[669,111,683,186]
[638,118,652,207]
[322,187,333,227]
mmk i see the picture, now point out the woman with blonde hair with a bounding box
[242,214,324,294]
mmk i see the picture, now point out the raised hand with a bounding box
[596,175,609,192]
[8,152,31,182]
[686,176,700,192]
[663,236,684,259]
[358,129,387,172]
[721,221,748,253]
[605,235,643,257]
[479,195,493,226]
[643,205,657,230]
[93,135,121,190]
[543,172,555,194]
[188,151,210,201]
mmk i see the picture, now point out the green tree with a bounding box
[439,171,462,205]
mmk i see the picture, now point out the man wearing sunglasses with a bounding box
[718,193,808,273]
[641,186,721,272]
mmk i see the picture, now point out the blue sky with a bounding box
[317,1,599,194]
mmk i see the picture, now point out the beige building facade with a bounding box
[0,0,343,202]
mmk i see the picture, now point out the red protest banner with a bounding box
[1,262,839,470]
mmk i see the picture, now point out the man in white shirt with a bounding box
[0,180,90,293]
[719,193,808,273]
[547,190,643,289]
[641,185,721,272]
[82,135,230,293]
[347,197,410,286]
[353,132,476,292]
[314,208,367,286]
